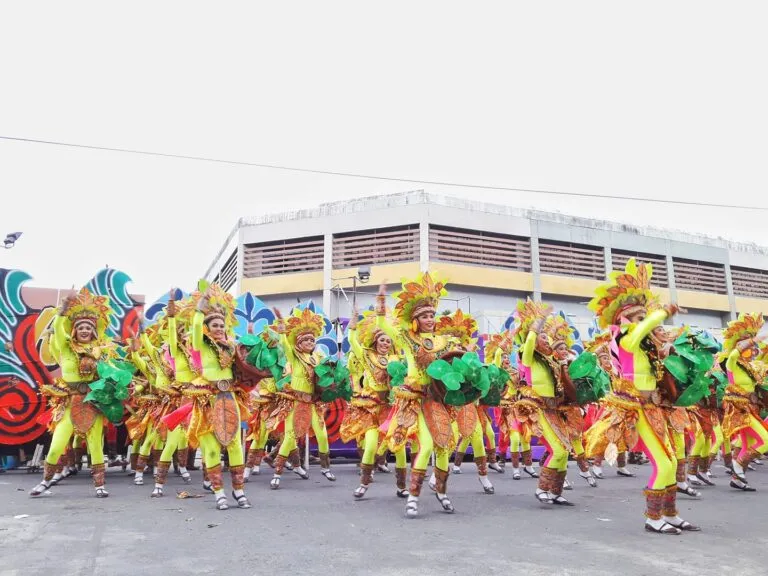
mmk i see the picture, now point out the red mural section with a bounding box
[0,268,143,446]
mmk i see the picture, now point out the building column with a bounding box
[419,220,430,273]
[603,245,612,278]
[530,220,542,302]
[322,233,333,314]
[723,255,737,322]
[665,251,678,324]
[235,229,245,295]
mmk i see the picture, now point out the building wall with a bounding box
[205,193,768,330]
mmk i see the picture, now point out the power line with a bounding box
[2,134,766,211]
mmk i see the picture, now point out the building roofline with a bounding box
[209,190,768,266]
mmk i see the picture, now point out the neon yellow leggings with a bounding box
[278,403,330,458]
[722,433,731,456]
[159,426,188,463]
[671,431,685,460]
[711,424,724,456]
[385,412,443,471]
[46,406,104,466]
[359,428,406,467]
[509,430,531,453]
[571,437,585,457]
[691,430,711,459]
[537,412,568,472]
[636,408,676,490]
[139,424,164,457]
[199,430,244,469]
[251,420,269,451]
[377,436,416,467]
[457,418,494,455]
[736,415,768,462]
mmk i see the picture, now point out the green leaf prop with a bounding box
[386,361,407,387]
[84,360,135,423]
[426,359,452,380]
[568,351,610,405]
[663,355,690,384]
[665,328,721,407]
[313,358,352,401]
[569,353,597,380]
[240,335,290,388]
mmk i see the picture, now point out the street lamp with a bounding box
[3,232,22,249]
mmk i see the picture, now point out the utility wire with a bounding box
[1,134,765,211]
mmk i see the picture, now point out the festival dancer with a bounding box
[139,303,193,497]
[587,258,698,534]
[720,313,768,491]
[376,273,461,517]
[439,310,497,494]
[267,307,336,489]
[491,332,538,480]
[585,331,635,479]
[183,284,251,510]
[244,374,279,482]
[341,308,408,499]
[30,288,116,498]
[127,330,166,487]
[513,301,583,506]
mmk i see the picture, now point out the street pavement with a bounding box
[1,459,767,576]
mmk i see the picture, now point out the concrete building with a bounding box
[204,191,768,337]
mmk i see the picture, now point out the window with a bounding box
[673,258,727,294]
[332,225,419,268]
[611,250,669,287]
[429,225,531,272]
[539,240,604,280]
[243,236,324,277]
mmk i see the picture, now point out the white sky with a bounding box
[2,2,767,303]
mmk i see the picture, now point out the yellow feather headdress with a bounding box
[282,307,325,347]
[355,310,390,349]
[583,331,613,355]
[484,331,514,361]
[544,314,575,349]
[589,258,655,329]
[513,298,553,345]
[191,283,236,330]
[392,272,447,329]
[435,309,478,348]
[722,313,764,354]
[64,287,111,335]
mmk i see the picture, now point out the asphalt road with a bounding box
[1,459,767,576]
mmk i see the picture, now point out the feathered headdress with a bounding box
[513,298,553,345]
[589,258,655,329]
[583,331,613,356]
[722,313,764,354]
[484,331,514,362]
[355,309,389,349]
[64,287,111,335]
[282,307,324,347]
[544,314,575,349]
[435,309,478,348]
[393,272,447,329]
[191,283,236,330]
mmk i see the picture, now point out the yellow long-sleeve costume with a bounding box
[377,272,462,516]
[513,301,581,503]
[586,259,700,533]
[490,334,536,477]
[32,288,115,497]
[183,285,250,509]
[266,307,334,486]
[720,314,768,489]
[341,310,408,497]
[438,311,497,492]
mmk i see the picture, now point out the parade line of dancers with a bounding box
[24,261,768,534]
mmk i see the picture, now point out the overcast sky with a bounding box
[2,2,767,302]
